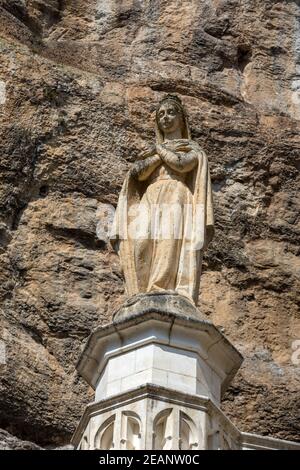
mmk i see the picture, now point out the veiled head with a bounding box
[155,95,191,143]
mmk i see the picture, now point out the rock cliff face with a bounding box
[0,0,299,447]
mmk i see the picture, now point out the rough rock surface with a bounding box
[0,0,299,447]
[0,427,42,450]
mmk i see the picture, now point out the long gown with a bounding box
[134,162,199,299]
[111,139,214,306]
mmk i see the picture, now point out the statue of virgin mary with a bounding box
[111,95,214,306]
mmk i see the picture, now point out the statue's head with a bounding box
[155,94,191,143]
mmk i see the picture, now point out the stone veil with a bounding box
[110,95,214,305]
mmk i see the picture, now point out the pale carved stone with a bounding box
[76,310,243,405]
[72,383,300,451]
[73,307,300,450]
[111,95,214,306]
[72,97,300,452]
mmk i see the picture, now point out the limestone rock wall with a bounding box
[0,0,299,446]
[0,428,42,450]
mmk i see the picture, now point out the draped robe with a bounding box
[110,138,214,305]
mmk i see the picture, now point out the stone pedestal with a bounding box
[77,306,242,406]
[72,294,300,450]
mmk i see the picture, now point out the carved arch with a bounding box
[122,411,142,450]
[80,435,89,450]
[179,411,200,450]
[94,415,115,450]
[152,408,173,450]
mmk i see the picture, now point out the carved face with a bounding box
[157,102,183,135]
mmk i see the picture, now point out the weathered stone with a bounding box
[77,308,242,396]
[0,0,299,447]
[0,428,42,450]
[111,96,214,305]
[73,308,298,450]
[113,291,208,322]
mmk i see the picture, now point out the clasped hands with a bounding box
[140,139,195,159]
[130,139,200,178]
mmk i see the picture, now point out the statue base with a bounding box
[112,291,204,322]
[72,294,300,451]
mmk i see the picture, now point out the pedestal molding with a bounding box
[77,310,243,397]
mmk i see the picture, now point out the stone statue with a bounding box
[111,95,214,306]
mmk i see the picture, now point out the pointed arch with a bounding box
[152,408,173,450]
[94,415,115,450]
[122,411,142,450]
[179,411,200,450]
